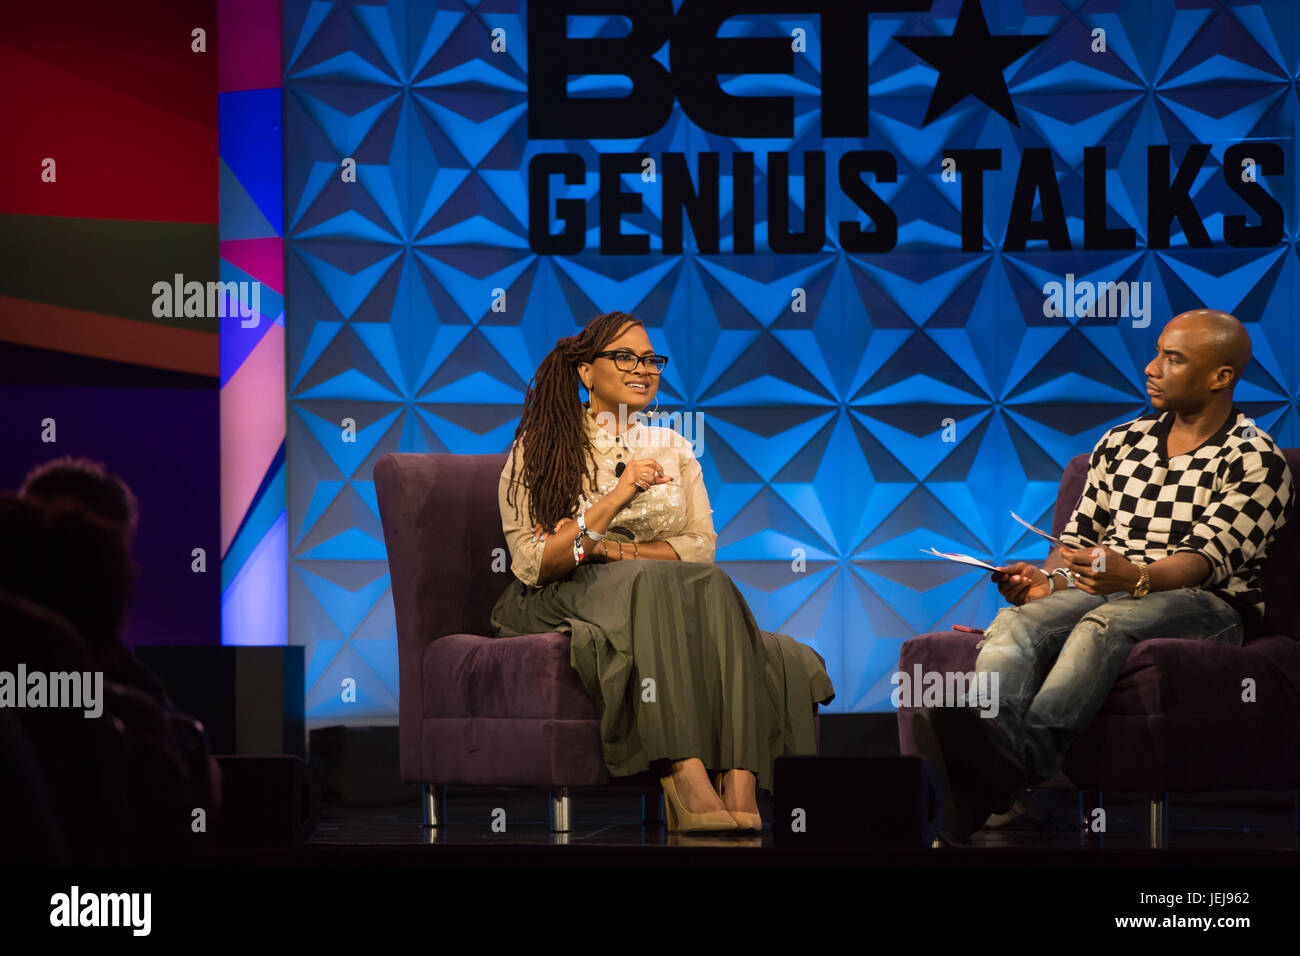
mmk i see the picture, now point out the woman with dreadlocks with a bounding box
[491,311,835,832]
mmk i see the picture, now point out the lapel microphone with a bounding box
[614,461,625,477]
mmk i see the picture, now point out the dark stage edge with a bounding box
[201,788,1300,867]
[11,786,1299,941]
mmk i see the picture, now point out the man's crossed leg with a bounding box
[914,586,1243,841]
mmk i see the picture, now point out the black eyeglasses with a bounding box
[593,350,669,374]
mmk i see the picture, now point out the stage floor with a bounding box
[285,787,1300,861]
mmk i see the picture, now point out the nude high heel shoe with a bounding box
[660,774,739,832]
[713,771,763,832]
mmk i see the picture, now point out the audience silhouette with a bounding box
[0,459,220,863]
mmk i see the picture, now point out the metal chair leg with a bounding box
[1146,792,1167,848]
[549,787,571,832]
[422,784,447,828]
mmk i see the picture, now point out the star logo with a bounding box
[895,0,1049,127]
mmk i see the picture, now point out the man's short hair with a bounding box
[19,457,139,532]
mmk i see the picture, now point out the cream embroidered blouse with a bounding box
[498,404,717,587]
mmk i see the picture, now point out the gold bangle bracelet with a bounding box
[617,541,624,560]
[633,541,639,559]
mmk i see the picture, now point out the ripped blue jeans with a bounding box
[968,587,1242,782]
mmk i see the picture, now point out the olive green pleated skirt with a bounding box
[488,559,835,793]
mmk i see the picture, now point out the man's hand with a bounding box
[1059,545,1140,595]
[991,562,1052,606]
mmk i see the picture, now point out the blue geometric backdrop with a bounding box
[284,0,1300,722]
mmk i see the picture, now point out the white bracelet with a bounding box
[577,509,604,542]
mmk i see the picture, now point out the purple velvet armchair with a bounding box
[897,450,1300,846]
[374,451,666,831]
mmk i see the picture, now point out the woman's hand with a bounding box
[528,455,669,555]
[615,457,669,502]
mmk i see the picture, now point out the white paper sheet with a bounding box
[1010,510,1065,547]
[919,547,1002,572]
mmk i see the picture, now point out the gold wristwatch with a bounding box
[1132,565,1150,598]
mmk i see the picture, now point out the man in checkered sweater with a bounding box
[913,309,1295,842]
[1056,403,1291,638]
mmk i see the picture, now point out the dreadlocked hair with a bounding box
[506,311,644,531]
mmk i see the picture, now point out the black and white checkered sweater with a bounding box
[1059,406,1294,632]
